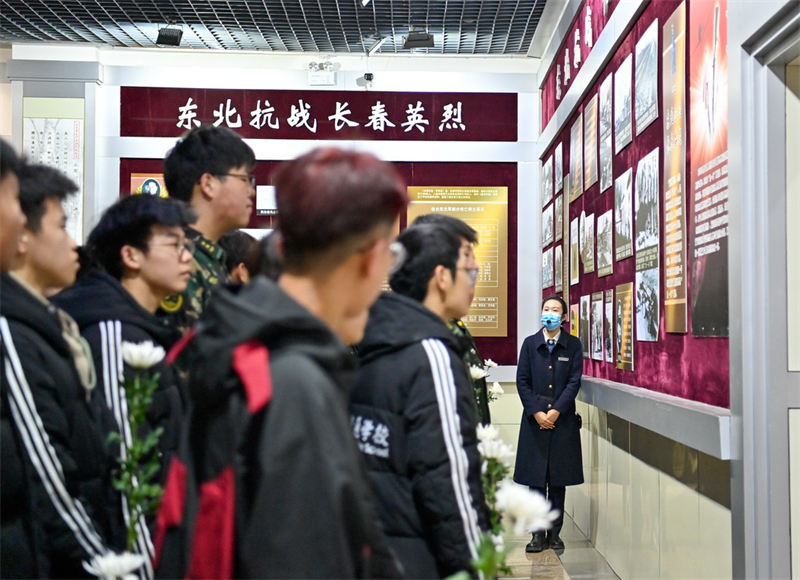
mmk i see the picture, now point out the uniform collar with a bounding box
[186,227,226,262]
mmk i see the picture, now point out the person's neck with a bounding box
[120,276,163,313]
[11,267,48,299]
[190,207,227,243]
[543,326,560,339]
[279,271,349,341]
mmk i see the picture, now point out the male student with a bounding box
[2,164,120,578]
[155,147,409,579]
[351,222,489,579]
[159,125,256,334]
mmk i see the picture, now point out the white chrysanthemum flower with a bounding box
[476,423,500,442]
[484,358,498,368]
[470,365,488,380]
[495,481,559,535]
[121,341,165,370]
[491,533,505,552]
[488,382,504,396]
[477,438,515,462]
[83,552,145,580]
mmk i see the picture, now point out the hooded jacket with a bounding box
[154,276,400,579]
[0,273,119,578]
[351,292,489,579]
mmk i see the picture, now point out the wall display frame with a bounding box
[542,247,554,289]
[542,203,554,246]
[597,209,614,277]
[580,295,591,357]
[614,54,634,153]
[555,245,564,293]
[580,211,595,274]
[591,291,604,361]
[569,113,584,201]
[541,156,554,207]
[604,288,614,363]
[635,19,660,135]
[615,282,634,371]
[614,168,634,261]
[555,143,564,193]
[584,94,599,189]
[599,75,614,192]
[555,194,564,242]
[634,147,660,342]
[570,304,579,337]
[570,216,580,285]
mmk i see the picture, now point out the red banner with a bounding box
[120,87,517,142]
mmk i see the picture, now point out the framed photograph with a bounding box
[542,203,554,246]
[591,292,604,361]
[580,211,595,274]
[554,194,564,242]
[614,168,633,261]
[614,54,633,154]
[555,245,563,293]
[615,282,635,370]
[570,217,580,285]
[555,143,564,193]
[599,75,614,192]
[584,94,599,189]
[604,289,614,363]
[569,114,584,202]
[636,267,659,342]
[635,19,659,135]
[597,209,614,277]
[635,147,660,253]
[541,156,553,208]
[542,247,554,289]
[580,295,591,357]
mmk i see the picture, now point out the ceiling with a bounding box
[0,0,549,56]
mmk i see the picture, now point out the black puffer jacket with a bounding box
[0,274,120,578]
[155,276,400,579]
[351,292,489,579]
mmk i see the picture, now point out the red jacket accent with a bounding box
[232,340,272,414]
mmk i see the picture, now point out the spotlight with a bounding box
[156,26,183,46]
[367,37,386,57]
[402,31,434,49]
[308,61,319,71]
[361,0,371,6]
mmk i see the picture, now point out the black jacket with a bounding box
[513,329,584,487]
[155,276,400,579]
[0,274,120,578]
[351,292,489,579]
[53,270,185,480]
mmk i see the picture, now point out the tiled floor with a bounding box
[502,515,621,580]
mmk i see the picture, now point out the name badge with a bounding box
[558,356,570,362]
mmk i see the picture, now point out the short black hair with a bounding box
[246,230,284,281]
[86,194,196,280]
[390,224,462,303]
[542,294,568,318]
[17,164,78,233]
[0,139,23,180]
[163,125,256,202]
[218,230,257,274]
[411,213,478,245]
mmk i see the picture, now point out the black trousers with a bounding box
[530,485,566,536]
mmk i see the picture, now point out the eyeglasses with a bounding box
[458,266,480,286]
[388,241,407,276]
[151,238,195,257]
[217,173,256,189]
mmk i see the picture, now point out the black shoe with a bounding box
[548,533,564,550]
[525,532,547,553]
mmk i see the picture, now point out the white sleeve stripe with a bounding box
[99,321,155,577]
[1,317,106,556]
[422,339,482,556]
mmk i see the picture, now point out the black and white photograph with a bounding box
[635,147,660,252]
[570,217,580,285]
[636,267,659,341]
[584,94,599,189]
[597,209,613,277]
[555,245,563,293]
[635,19,659,136]
[542,247,554,289]
[599,74,614,192]
[580,211,595,274]
[541,155,553,207]
[542,203,554,246]
[614,54,633,154]
[614,168,633,261]
[569,113,584,201]
[604,288,614,363]
[580,295,590,357]
[591,292,604,361]
[555,194,564,242]
[555,143,563,193]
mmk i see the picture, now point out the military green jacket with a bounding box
[158,227,230,337]
[450,318,491,425]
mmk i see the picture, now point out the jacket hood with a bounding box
[357,292,465,365]
[52,270,180,349]
[186,275,354,410]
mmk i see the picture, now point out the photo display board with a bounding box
[537,0,729,408]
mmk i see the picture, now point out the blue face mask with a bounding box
[541,312,562,331]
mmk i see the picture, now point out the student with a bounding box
[513,295,583,553]
[246,230,284,281]
[155,147,408,579]
[158,125,256,334]
[218,229,257,284]
[351,222,489,579]
[411,213,490,424]
[1,164,120,578]
[54,194,195,494]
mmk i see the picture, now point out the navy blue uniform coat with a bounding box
[513,328,584,488]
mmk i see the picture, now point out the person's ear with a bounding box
[120,245,143,273]
[16,229,30,258]
[197,173,218,202]
[231,263,250,284]
[432,264,452,292]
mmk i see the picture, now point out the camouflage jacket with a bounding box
[158,227,230,337]
[449,318,491,425]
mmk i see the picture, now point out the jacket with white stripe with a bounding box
[0,274,121,578]
[351,292,489,579]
